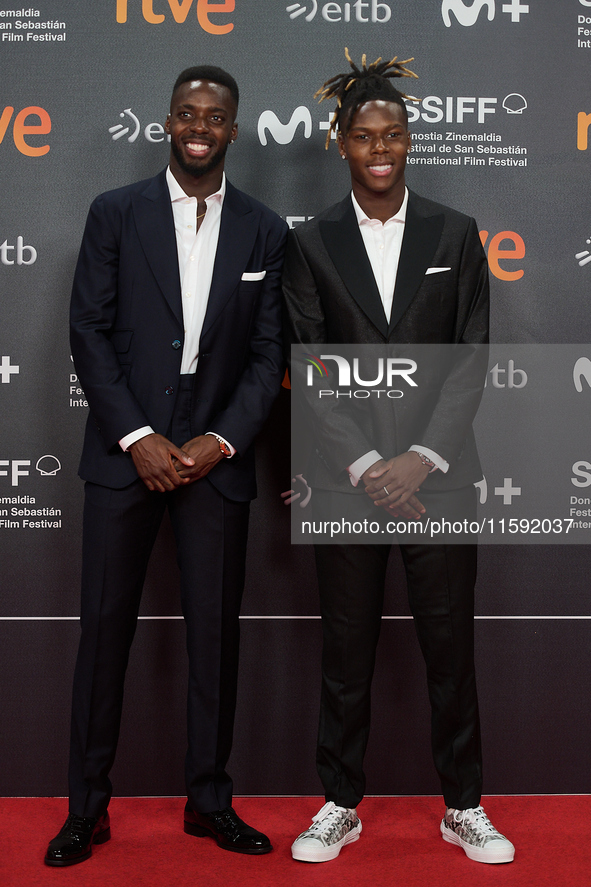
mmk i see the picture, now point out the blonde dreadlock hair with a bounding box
[314,48,419,150]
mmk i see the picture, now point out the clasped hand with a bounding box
[129,433,222,492]
[362,451,430,520]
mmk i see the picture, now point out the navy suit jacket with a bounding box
[282,190,489,493]
[71,168,287,500]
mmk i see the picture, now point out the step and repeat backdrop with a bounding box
[1,0,591,798]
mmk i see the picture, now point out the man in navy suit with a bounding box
[45,66,286,866]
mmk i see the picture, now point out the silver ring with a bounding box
[383,486,389,496]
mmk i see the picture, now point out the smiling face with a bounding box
[337,99,411,219]
[165,79,238,191]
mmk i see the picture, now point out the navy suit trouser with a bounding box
[68,377,250,817]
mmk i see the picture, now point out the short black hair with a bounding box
[315,49,418,149]
[172,66,239,109]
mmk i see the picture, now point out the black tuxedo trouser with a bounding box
[68,378,249,817]
[313,486,482,811]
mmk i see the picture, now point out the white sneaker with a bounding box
[291,801,362,862]
[441,805,515,864]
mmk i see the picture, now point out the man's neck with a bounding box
[351,181,406,224]
[169,163,224,201]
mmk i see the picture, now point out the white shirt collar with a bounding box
[166,166,226,205]
[351,186,408,227]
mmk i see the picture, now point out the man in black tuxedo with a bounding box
[283,52,514,866]
[45,66,286,866]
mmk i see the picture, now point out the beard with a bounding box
[170,138,228,179]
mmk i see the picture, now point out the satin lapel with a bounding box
[200,182,256,339]
[132,170,182,326]
[319,197,388,338]
[389,193,444,333]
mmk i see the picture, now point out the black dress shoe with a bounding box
[45,812,111,866]
[183,802,272,854]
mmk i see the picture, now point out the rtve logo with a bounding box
[442,0,529,27]
[115,0,234,34]
[0,105,51,156]
[286,0,391,22]
[479,230,525,281]
[577,111,591,150]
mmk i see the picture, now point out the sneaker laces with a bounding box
[307,802,353,839]
[453,806,498,834]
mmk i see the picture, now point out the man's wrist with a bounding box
[120,426,155,452]
[205,431,234,458]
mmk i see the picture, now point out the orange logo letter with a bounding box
[197,0,234,34]
[0,106,14,145]
[12,107,51,157]
[577,112,591,151]
[168,0,194,21]
[479,230,525,281]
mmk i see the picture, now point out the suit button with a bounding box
[165,386,174,395]
[172,339,181,350]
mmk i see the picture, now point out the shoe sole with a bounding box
[440,822,515,864]
[183,821,273,855]
[44,827,111,867]
[291,822,362,863]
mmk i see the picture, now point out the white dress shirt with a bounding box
[346,189,448,484]
[119,168,233,454]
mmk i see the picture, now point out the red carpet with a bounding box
[1,796,589,887]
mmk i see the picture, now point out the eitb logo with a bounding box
[286,1,391,22]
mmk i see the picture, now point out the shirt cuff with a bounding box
[205,431,236,457]
[119,426,155,452]
[347,450,383,487]
[408,445,449,474]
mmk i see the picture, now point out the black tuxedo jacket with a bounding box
[70,169,287,500]
[282,190,489,493]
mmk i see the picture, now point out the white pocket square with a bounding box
[425,266,451,275]
[241,270,266,281]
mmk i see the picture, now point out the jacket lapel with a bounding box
[319,196,388,338]
[389,191,444,333]
[132,170,183,326]
[200,181,257,339]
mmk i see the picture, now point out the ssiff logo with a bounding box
[116,0,234,34]
[0,455,61,486]
[442,0,529,27]
[286,0,391,22]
